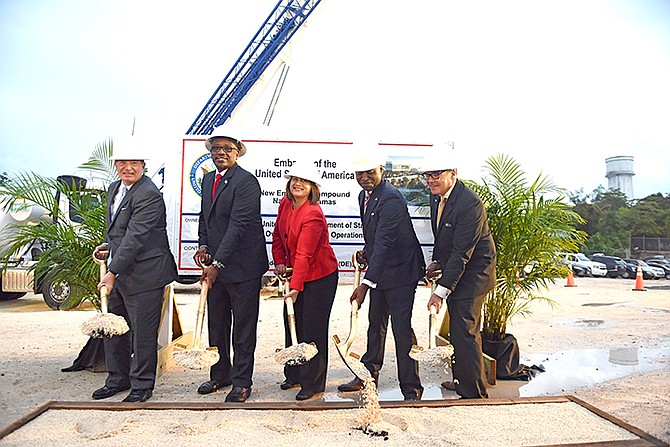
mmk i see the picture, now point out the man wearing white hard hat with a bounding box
[337,150,425,401]
[271,164,338,400]
[422,148,496,399]
[91,137,178,403]
[193,126,268,403]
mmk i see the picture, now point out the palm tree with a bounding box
[0,139,116,310]
[468,154,587,342]
[77,138,117,186]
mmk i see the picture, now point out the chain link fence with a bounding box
[630,236,670,258]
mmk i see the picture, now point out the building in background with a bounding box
[605,155,634,200]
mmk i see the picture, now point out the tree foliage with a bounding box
[0,140,116,309]
[569,188,670,256]
[469,154,587,341]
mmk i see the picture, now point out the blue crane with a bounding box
[187,0,323,135]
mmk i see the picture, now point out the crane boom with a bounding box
[187,0,323,135]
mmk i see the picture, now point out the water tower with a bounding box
[605,156,634,200]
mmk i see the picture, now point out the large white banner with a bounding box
[171,137,434,277]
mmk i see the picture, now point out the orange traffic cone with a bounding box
[565,262,576,287]
[633,262,646,291]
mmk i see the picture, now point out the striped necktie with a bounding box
[364,191,372,212]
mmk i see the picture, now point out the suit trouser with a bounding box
[283,270,338,394]
[104,285,164,391]
[207,276,262,388]
[447,293,488,398]
[361,282,423,398]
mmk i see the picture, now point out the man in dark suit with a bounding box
[193,127,269,403]
[337,154,425,401]
[423,152,496,399]
[92,140,178,403]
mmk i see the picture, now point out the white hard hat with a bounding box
[110,137,151,161]
[351,154,385,172]
[284,164,322,187]
[349,139,385,172]
[205,125,247,157]
[351,141,386,172]
[420,146,459,173]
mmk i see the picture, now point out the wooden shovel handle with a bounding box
[352,251,365,287]
[428,305,437,349]
[285,297,298,346]
[92,253,109,313]
[342,300,359,353]
[193,281,209,350]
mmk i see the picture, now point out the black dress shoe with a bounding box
[225,386,251,402]
[337,377,363,392]
[403,391,423,401]
[92,384,130,400]
[280,379,299,390]
[295,390,319,401]
[122,388,153,402]
[441,380,457,391]
[197,380,232,395]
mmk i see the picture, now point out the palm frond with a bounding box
[77,138,117,185]
[1,140,113,310]
[475,154,587,340]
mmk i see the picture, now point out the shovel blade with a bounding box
[332,334,367,381]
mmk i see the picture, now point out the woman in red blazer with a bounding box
[272,166,338,401]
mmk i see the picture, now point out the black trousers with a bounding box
[207,275,262,388]
[361,281,423,399]
[448,293,488,398]
[284,270,338,394]
[104,284,164,390]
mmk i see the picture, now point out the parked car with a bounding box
[588,254,627,278]
[644,255,670,265]
[560,259,590,277]
[559,253,608,277]
[622,258,665,280]
[644,256,670,279]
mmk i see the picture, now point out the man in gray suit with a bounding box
[337,153,424,401]
[92,139,178,403]
[423,151,496,399]
[193,127,269,403]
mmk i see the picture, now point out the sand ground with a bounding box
[0,276,668,444]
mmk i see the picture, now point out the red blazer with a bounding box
[271,196,338,291]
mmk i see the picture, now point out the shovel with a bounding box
[174,281,220,369]
[331,250,371,381]
[274,296,318,366]
[266,267,292,300]
[410,273,453,365]
[81,254,130,338]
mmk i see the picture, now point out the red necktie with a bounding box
[364,191,372,212]
[212,173,222,200]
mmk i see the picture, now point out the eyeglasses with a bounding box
[210,145,238,154]
[423,170,449,180]
[115,160,144,168]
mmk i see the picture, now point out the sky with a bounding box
[1,0,669,199]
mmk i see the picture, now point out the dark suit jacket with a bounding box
[271,197,338,291]
[198,163,269,282]
[105,175,177,293]
[360,180,425,289]
[430,179,496,299]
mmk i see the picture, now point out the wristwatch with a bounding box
[211,259,224,270]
